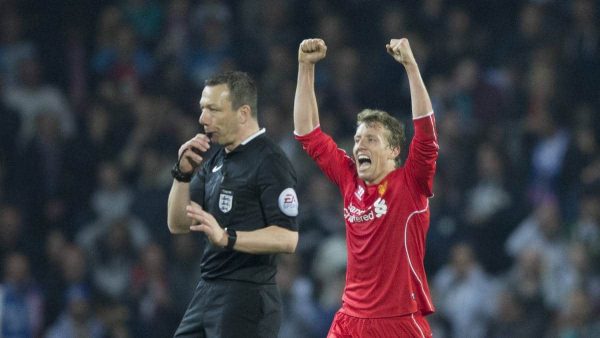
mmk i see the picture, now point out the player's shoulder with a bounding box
[384,167,407,186]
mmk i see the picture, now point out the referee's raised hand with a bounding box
[187,201,227,248]
[177,134,211,173]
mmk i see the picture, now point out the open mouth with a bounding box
[357,154,372,170]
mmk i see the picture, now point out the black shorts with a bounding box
[174,278,281,338]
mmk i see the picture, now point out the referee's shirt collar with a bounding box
[225,128,266,154]
[241,128,266,145]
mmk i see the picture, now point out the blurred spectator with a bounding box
[447,57,506,133]
[186,14,233,88]
[310,236,346,337]
[432,242,496,338]
[260,44,296,105]
[89,161,134,221]
[426,174,462,275]
[506,196,571,309]
[44,285,105,338]
[555,288,600,338]
[40,229,68,326]
[130,146,172,242]
[560,103,600,216]
[438,6,488,68]
[570,187,600,263]
[130,243,178,338]
[501,248,550,331]
[2,57,74,145]
[522,99,570,205]
[464,142,517,272]
[0,204,30,263]
[464,143,512,227]
[277,254,321,338]
[92,24,154,98]
[0,10,36,86]
[18,111,72,236]
[78,216,146,301]
[320,46,364,136]
[238,0,296,72]
[156,0,191,64]
[487,288,547,337]
[497,3,549,68]
[120,0,163,47]
[0,79,20,179]
[563,0,599,103]
[561,243,600,312]
[0,252,44,338]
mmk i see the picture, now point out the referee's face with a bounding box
[199,84,240,150]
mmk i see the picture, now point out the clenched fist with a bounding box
[298,38,327,64]
[386,38,416,67]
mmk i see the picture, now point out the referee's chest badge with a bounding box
[219,189,233,213]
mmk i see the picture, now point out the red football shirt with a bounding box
[295,114,439,318]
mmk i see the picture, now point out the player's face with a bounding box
[199,84,240,150]
[353,122,398,185]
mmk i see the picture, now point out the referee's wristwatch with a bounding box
[171,161,194,182]
[224,228,237,251]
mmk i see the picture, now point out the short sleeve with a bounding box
[256,153,299,231]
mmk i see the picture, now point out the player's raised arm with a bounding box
[386,38,433,119]
[294,38,327,135]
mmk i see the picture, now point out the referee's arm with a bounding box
[167,179,193,234]
[187,202,298,254]
[230,225,298,254]
[168,134,210,234]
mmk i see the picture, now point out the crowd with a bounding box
[0,0,599,337]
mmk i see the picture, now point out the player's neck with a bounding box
[364,167,395,186]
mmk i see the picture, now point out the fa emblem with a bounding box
[219,189,233,213]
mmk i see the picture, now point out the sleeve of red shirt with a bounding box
[404,113,439,197]
[294,126,355,190]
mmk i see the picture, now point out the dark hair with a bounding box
[205,71,258,118]
[357,109,406,167]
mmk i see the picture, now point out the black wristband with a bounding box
[171,161,194,182]
[225,228,237,251]
[171,150,195,183]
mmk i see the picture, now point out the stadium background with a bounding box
[0,0,599,337]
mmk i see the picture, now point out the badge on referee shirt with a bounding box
[219,189,233,213]
[278,188,299,217]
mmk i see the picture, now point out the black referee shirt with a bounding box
[189,129,298,284]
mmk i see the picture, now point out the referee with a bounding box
[167,71,299,338]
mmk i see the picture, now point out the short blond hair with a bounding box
[357,109,406,166]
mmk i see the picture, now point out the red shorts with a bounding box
[327,311,432,338]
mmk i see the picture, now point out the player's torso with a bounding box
[340,169,430,316]
[342,169,424,251]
